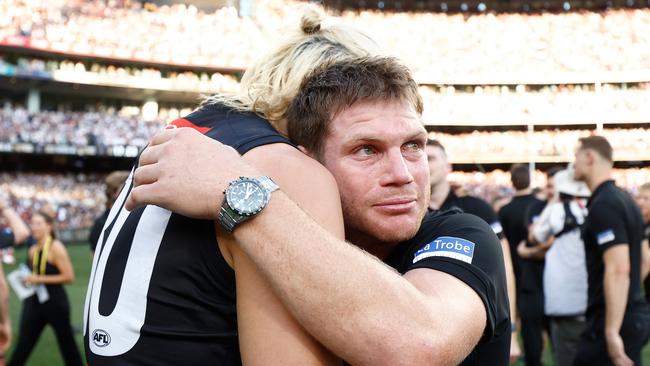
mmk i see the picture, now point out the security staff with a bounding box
[426,139,521,362]
[573,135,650,366]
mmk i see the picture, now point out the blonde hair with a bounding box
[201,5,382,128]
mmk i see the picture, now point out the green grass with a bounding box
[4,244,650,365]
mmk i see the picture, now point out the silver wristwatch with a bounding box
[218,176,279,233]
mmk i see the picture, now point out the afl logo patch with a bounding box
[92,329,111,347]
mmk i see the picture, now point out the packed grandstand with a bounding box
[1,0,649,234]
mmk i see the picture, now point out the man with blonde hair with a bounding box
[84,10,380,365]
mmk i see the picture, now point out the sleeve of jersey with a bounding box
[588,201,629,253]
[406,214,509,341]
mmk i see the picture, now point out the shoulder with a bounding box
[412,211,503,262]
[459,196,498,217]
[589,193,620,214]
[180,106,292,154]
[244,144,337,191]
[51,240,68,255]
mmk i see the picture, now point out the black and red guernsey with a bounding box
[84,104,293,365]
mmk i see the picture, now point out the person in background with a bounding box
[8,209,82,366]
[498,163,545,366]
[426,138,521,363]
[524,167,590,366]
[88,170,129,254]
[638,183,650,303]
[572,135,650,366]
[0,195,29,364]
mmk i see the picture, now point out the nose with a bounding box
[379,148,415,187]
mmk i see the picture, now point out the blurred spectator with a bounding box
[0,194,29,359]
[426,139,522,363]
[7,209,82,366]
[88,171,129,254]
[498,164,546,366]
[528,168,590,366]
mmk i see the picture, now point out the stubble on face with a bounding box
[319,100,430,255]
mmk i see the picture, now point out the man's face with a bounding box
[573,146,590,182]
[638,189,650,223]
[546,176,556,201]
[318,100,430,247]
[425,144,450,188]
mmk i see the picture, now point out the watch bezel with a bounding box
[225,177,271,216]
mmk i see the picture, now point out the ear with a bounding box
[444,161,452,175]
[298,145,316,159]
[585,150,596,166]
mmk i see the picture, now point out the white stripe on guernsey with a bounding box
[83,167,134,337]
[84,169,172,355]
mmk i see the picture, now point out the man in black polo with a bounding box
[426,139,504,235]
[426,138,520,362]
[573,135,650,366]
[498,163,545,366]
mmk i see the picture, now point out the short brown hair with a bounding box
[287,56,423,156]
[105,171,130,196]
[640,182,650,192]
[427,139,446,153]
[578,135,613,162]
[510,164,531,190]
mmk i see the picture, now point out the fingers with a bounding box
[125,183,163,212]
[149,128,182,147]
[133,163,160,188]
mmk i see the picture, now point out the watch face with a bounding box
[226,179,268,215]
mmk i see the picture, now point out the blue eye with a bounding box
[356,145,376,156]
[404,142,421,151]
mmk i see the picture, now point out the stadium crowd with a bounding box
[1,0,650,78]
[2,102,650,164]
[0,104,167,149]
[0,173,104,231]
[429,127,650,162]
[0,57,240,94]
[5,54,650,125]
[420,82,650,124]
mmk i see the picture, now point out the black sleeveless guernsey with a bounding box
[84,105,294,365]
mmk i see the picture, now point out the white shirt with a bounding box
[533,200,588,316]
